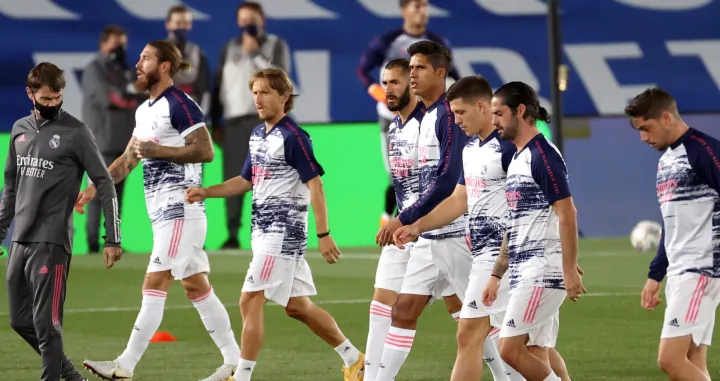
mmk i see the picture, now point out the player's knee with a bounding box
[182,277,211,301]
[657,353,682,378]
[239,291,264,317]
[284,299,312,321]
[142,271,172,291]
[456,320,486,350]
[498,340,521,369]
[390,297,422,326]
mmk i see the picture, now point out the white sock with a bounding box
[191,288,240,366]
[365,301,392,381]
[484,327,517,381]
[334,338,362,367]
[543,371,561,381]
[375,326,415,381]
[233,358,256,381]
[118,290,167,372]
[451,311,461,323]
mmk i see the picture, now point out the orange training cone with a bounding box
[150,331,177,343]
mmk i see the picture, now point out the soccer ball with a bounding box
[630,220,663,252]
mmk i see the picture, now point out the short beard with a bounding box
[134,71,160,92]
[501,116,520,140]
[387,86,411,112]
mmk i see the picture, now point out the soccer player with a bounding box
[485,81,585,381]
[373,40,470,381]
[79,40,240,381]
[364,58,424,381]
[628,88,720,381]
[0,62,121,381]
[357,0,460,228]
[394,76,518,380]
[184,67,365,381]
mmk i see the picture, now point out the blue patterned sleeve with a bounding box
[530,140,571,205]
[240,152,252,182]
[398,109,466,225]
[648,227,668,282]
[685,132,720,194]
[284,129,325,183]
[168,90,205,137]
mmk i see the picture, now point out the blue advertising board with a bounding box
[0,0,719,129]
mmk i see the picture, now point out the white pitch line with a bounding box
[0,292,642,316]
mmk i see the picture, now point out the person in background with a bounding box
[81,24,143,254]
[357,0,461,229]
[210,1,291,249]
[166,5,211,116]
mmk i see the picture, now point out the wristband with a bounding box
[491,274,502,280]
[317,231,330,238]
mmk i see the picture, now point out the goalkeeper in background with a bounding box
[356,0,460,228]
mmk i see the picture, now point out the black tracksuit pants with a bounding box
[6,241,80,381]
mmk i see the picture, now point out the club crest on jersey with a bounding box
[49,134,60,149]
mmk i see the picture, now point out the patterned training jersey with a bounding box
[388,103,425,212]
[505,134,571,289]
[398,94,469,239]
[649,128,720,281]
[240,116,324,260]
[132,86,206,224]
[459,130,515,266]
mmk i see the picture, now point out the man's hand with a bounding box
[133,139,160,159]
[103,246,123,269]
[376,217,403,247]
[74,185,97,214]
[641,279,662,310]
[319,235,341,264]
[393,224,419,249]
[483,276,501,306]
[564,266,587,302]
[242,34,259,53]
[185,187,207,204]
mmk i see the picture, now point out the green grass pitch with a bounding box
[1,238,718,380]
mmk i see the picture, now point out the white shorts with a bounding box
[500,285,566,348]
[431,236,473,302]
[661,273,720,346]
[460,262,511,328]
[146,218,210,280]
[374,244,412,293]
[241,254,317,307]
[400,236,472,302]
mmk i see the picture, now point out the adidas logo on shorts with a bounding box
[467,301,478,309]
[506,319,516,328]
[246,275,254,283]
[669,318,679,327]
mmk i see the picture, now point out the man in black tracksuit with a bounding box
[0,63,122,381]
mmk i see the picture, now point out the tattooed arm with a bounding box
[134,126,214,164]
[76,136,140,215]
[491,232,510,279]
[108,136,141,184]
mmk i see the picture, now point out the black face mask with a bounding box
[34,99,62,120]
[109,46,126,63]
